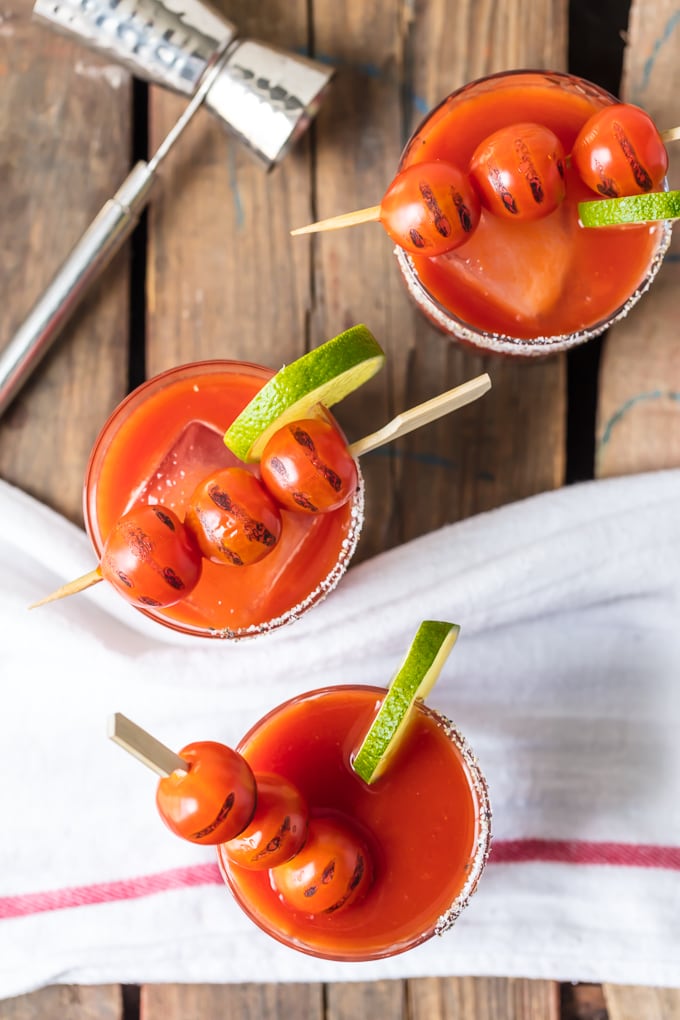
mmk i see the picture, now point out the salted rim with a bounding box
[84,359,366,642]
[217,694,493,961]
[395,207,672,358]
[428,704,493,936]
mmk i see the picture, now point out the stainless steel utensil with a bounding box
[0,0,333,416]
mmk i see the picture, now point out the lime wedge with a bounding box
[223,324,385,462]
[579,190,680,227]
[352,620,460,785]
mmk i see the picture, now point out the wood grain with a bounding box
[0,0,131,525]
[595,0,680,480]
[141,982,324,1019]
[604,984,680,1020]
[145,0,313,379]
[326,980,406,1019]
[408,976,560,1020]
[0,985,122,1019]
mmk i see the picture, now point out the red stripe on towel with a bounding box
[2,839,679,919]
[491,838,680,869]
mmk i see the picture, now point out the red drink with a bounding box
[218,685,491,960]
[83,361,363,638]
[396,70,671,355]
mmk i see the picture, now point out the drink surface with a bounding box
[219,685,490,960]
[400,71,667,342]
[83,362,361,638]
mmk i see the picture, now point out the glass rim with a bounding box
[395,217,672,357]
[395,69,674,356]
[82,359,365,641]
[218,684,492,961]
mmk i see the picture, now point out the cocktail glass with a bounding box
[83,360,363,639]
[394,69,671,356]
[218,683,491,960]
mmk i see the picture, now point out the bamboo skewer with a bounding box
[108,712,188,777]
[29,372,491,609]
[661,126,680,143]
[290,205,380,236]
[29,567,102,608]
[348,373,491,458]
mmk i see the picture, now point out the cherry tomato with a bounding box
[259,418,358,514]
[571,103,668,198]
[271,815,372,915]
[379,160,481,255]
[224,772,309,870]
[99,505,202,608]
[156,741,257,845]
[469,122,566,220]
[185,467,282,566]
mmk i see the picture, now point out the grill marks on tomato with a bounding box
[469,122,567,221]
[100,505,203,608]
[612,121,654,192]
[289,425,343,511]
[190,791,236,840]
[260,418,358,515]
[208,482,279,550]
[378,159,482,255]
[185,467,283,566]
[571,103,668,200]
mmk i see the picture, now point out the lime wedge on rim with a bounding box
[579,190,680,227]
[223,324,385,462]
[352,620,460,785]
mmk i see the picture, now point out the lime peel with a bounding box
[352,620,460,785]
[579,190,680,227]
[223,324,386,462]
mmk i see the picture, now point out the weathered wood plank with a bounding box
[141,982,323,1019]
[408,976,560,1020]
[560,982,609,1020]
[0,984,122,1019]
[326,980,406,1019]
[595,0,680,479]
[0,0,132,524]
[604,984,680,1020]
[145,0,313,379]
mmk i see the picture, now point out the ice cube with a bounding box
[442,203,576,324]
[128,421,246,514]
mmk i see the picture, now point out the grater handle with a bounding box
[0,161,155,417]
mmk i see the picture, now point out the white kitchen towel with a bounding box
[0,469,679,1000]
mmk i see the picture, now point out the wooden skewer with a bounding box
[661,126,680,144]
[290,205,380,236]
[29,373,491,609]
[29,566,103,608]
[348,373,491,458]
[108,712,188,777]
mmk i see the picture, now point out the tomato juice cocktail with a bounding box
[83,361,363,639]
[218,684,491,960]
[396,70,671,355]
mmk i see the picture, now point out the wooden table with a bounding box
[1,0,679,1014]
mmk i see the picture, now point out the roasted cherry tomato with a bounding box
[99,504,202,608]
[571,102,668,198]
[185,467,282,566]
[259,417,357,514]
[379,160,481,255]
[469,122,566,220]
[156,741,257,845]
[271,815,372,915]
[224,772,309,870]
